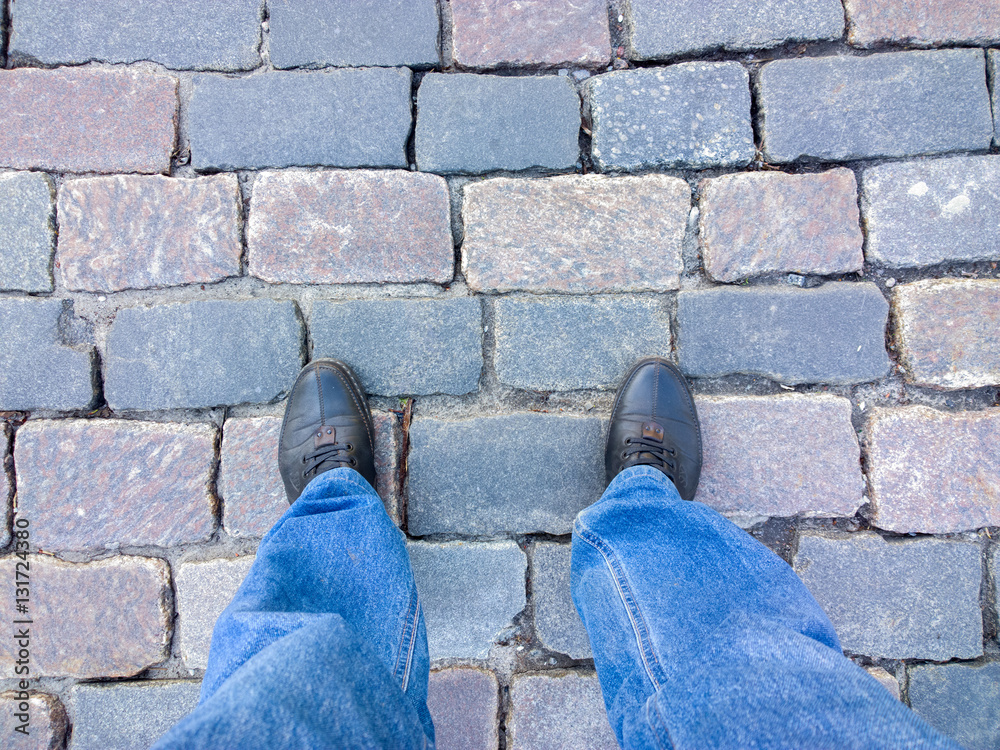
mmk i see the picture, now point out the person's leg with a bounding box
[572,358,959,750]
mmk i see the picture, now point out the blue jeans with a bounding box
[154,466,957,749]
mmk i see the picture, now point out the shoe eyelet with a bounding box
[621,451,628,460]
[346,443,353,451]
[349,458,357,467]
[624,437,632,445]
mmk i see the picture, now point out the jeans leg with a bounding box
[153,468,434,750]
[571,466,960,750]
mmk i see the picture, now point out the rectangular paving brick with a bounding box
[694,395,864,518]
[15,419,216,551]
[409,541,526,659]
[759,50,993,163]
[175,556,255,670]
[532,543,591,659]
[70,681,201,750]
[10,0,262,70]
[451,0,610,68]
[508,673,617,750]
[862,156,1000,267]
[248,170,452,285]
[908,662,1000,750]
[892,279,1000,389]
[793,533,982,660]
[493,296,672,391]
[310,298,483,396]
[190,69,411,171]
[427,668,500,750]
[0,555,171,678]
[415,73,580,174]
[845,0,1000,47]
[57,175,242,293]
[866,406,1000,534]
[677,283,890,385]
[0,172,55,293]
[462,174,689,293]
[0,692,67,750]
[627,0,845,59]
[699,169,864,282]
[105,299,304,410]
[585,64,753,171]
[0,68,176,174]
[408,414,604,535]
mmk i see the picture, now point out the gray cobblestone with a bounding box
[533,543,591,659]
[427,667,500,750]
[508,672,616,750]
[0,172,54,293]
[991,50,1000,147]
[70,681,201,750]
[908,662,1000,750]
[175,557,255,670]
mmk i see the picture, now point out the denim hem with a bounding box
[303,466,379,497]
[393,589,420,692]
[606,465,679,497]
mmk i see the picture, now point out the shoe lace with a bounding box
[302,442,356,479]
[622,436,676,475]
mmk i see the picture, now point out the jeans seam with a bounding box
[393,587,420,692]
[645,690,676,750]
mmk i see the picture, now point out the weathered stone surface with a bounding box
[451,0,610,68]
[0,692,67,750]
[190,70,411,171]
[845,0,1000,47]
[0,298,96,412]
[627,0,845,59]
[909,662,1000,750]
[310,298,483,396]
[533,543,591,659]
[1,425,10,550]
[462,174,689,293]
[759,50,993,163]
[493,296,672,391]
[677,283,890,384]
[0,172,55,293]
[794,533,982,660]
[175,556,255,670]
[409,541,527,659]
[992,51,1000,147]
[427,668,500,750]
[0,555,171,678]
[15,420,216,551]
[862,156,1000,267]
[694,395,864,518]
[10,0,262,70]
[993,549,999,634]
[269,0,438,68]
[415,74,580,174]
[699,169,863,281]
[893,279,1000,389]
[866,406,1000,534]
[0,68,176,174]
[105,299,304,411]
[57,175,242,293]
[70,681,202,750]
[248,170,452,285]
[864,667,900,700]
[408,414,604,535]
[586,64,753,171]
[508,673,617,750]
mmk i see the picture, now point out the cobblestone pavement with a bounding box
[1,1,999,748]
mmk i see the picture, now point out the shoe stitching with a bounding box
[324,365,374,450]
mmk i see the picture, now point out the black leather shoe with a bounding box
[605,357,702,500]
[278,359,376,503]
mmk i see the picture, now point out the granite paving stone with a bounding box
[57,175,242,292]
[408,414,604,536]
[991,51,1000,147]
[269,0,438,68]
[793,533,982,660]
[10,0,262,70]
[248,170,453,285]
[462,174,689,294]
[993,549,999,634]
[699,169,864,281]
[864,667,901,700]
[508,672,617,750]
[1,425,10,549]
[0,172,55,293]
[415,74,580,174]
[310,298,483,396]
[759,50,993,163]
[908,662,1000,750]
[70,681,202,750]
[427,668,500,750]
[626,0,845,59]
[694,395,864,518]
[862,156,1000,267]
[866,406,1000,534]
[844,0,1000,47]
[409,541,527,659]
[190,70,412,171]
[0,298,96,412]
[450,0,610,68]
[0,68,176,174]
[493,296,672,391]
[105,299,304,410]
[532,543,591,659]
[0,692,67,750]
[175,557,255,670]
[15,419,216,551]
[892,279,1000,389]
[0,555,171,678]
[676,283,890,384]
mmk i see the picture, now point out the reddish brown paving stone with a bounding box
[0,68,176,174]
[844,0,1000,47]
[0,692,68,749]
[427,667,499,750]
